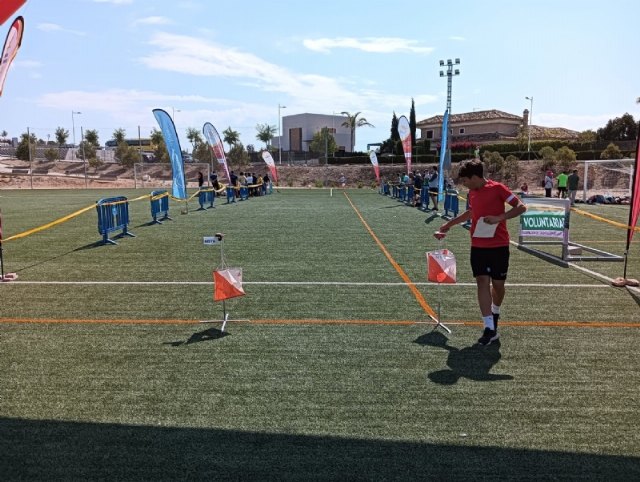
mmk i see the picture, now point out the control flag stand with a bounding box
[423,236,456,334]
[200,233,248,332]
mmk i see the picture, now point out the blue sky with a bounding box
[1,0,639,152]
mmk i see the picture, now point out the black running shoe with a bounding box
[493,313,500,332]
[478,327,499,346]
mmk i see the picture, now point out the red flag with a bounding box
[0,0,25,25]
[213,268,245,301]
[628,134,640,246]
[398,115,412,174]
[0,16,24,97]
[261,151,279,182]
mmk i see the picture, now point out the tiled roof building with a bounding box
[416,109,579,145]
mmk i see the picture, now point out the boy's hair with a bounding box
[458,159,484,179]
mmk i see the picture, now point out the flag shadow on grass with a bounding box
[414,330,513,385]
[1,417,638,480]
[164,327,228,347]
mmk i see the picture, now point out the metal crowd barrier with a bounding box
[150,190,172,224]
[96,196,136,245]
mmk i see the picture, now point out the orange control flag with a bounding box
[213,268,245,301]
[427,249,457,284]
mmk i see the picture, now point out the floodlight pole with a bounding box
[439,58,460,172]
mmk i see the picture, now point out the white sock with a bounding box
[482,314,495,331]
[491,303,501,315]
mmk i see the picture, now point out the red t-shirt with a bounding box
[468,179,520,248]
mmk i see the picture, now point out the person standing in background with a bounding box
[544,170,554,198]
[567,169,580,205]
[556,170,568,198]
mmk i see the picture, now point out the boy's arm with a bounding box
[434,210,472,239]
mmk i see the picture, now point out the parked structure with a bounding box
[280,113,352,153]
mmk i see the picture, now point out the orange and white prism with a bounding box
[427,249,457,284]
[213,268,245,301]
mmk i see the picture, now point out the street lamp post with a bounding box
[525,96,533,160]
[278,103,286,165]
[172,107,180,120]
[81,126,88,188]
[71,111,81,146]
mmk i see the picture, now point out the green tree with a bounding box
[597,113,637,141]
[1,130,7,137]
[112,128,126,144]
[340,111,374,152]
[222,126,240,150]
[15,132,37,161]
[150,128,169,163]
[409,99,417,149]
[309,127,337,157]
[483,151,504,175]
[84,129,100,147]
[391,112,400,143]
[193,142,213,165]
[227,142,249,167]
[556,146,577,172]
[537,146,556,172]
[255,123,277,149]
[186,127,203,152]
[577,130,597,142]
[600,142,623,160]
[44,148,59,162]
[54,127,69,146]
[502,154,521,182]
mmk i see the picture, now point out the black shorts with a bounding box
[428,187,438,194]
[470,246,510,280]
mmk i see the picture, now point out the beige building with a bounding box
[416,109,579,146]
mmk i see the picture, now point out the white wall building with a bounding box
[279,113,352,153]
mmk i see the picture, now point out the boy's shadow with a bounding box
[414,330,513,385]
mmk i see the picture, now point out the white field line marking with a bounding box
[4,280,610,288]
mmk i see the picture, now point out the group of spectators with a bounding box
[395,166,452,211]
[197,170,272,197]
[543,169,580,205]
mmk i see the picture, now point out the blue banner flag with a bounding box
[153,109,187,199]
[438,109,449,202]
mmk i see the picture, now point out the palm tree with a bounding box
[222,126,240,150]
[186,127,203,151]
[340,111,374,152]
[255,123,277,149]
[112,128,126,144]
[54,127,69,146]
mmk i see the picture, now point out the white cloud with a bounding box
[37,23,85,36]
[138,32,431,115]
[14,60,42,69]
[303,37,434,54]
[133,16,171,26]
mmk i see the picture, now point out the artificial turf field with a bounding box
[0,188,639,480]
